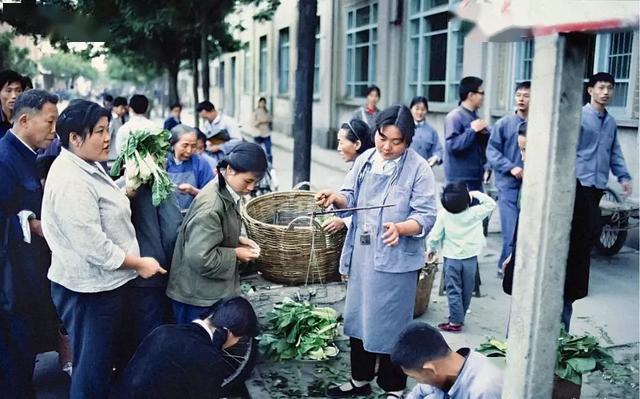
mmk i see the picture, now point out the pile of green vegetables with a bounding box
[259,297,340,361]
[476,330,613,385]
[110,129,174,206]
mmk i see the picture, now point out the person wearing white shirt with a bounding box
[115,94,158,156]
[196,100,242,140]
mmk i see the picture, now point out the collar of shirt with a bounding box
[60,147,109,177]
[365,106,377,114]
[9,130,37,155]
[585,103,608,120]
[371,150,401,174]
[226,183,242,205]
[448,348,472,396]
[415,120,426,127]
[212,113,223,125]
[192,319,214,341]
[459,105,478,119]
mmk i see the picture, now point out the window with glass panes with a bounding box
[345,3,377,98]
[515,39,534,83]
[259,35,267,93]
[581,30,635,113]
[244,47,251,95]
[278,28,290,94]
[314,17,320,95]
[405,0,464,103]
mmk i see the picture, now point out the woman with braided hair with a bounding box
[166,142,268,324]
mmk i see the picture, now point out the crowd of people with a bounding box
[0,65,633,399]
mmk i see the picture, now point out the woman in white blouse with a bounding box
[41,100,165,399]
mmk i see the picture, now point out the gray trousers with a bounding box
[444,256,478,324]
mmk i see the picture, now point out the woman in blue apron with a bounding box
[408,96,443,167]
[166,124,215,211]
[317,105,437,399]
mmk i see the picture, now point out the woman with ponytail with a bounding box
[166,143,268,324]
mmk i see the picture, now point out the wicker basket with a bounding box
[241,191,346,285]
[414,262,437,317]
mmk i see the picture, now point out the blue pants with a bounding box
[171,299,209,324]
[444,257,478,325]
[51,282,128,399]
[0,312,36,399]
[497,187,520,271]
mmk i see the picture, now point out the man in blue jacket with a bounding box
[563,72,632,330]
[0,89,60,398]
[487,81,530,276]
[444,76,490,192]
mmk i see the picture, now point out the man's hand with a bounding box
[29,219,44,238]
[239,236,259,250]
[426,251,436,263]
[382,222,400,246]
[471,119,488,133]
[137,257,167,279]
[621,180,633,196]
[427,156,439,167]
[510,166,524,179]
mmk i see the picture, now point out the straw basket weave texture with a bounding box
[241,191,346,284]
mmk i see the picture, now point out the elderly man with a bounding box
[0,89,60,398]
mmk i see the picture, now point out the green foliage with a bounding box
[110,129,175,206]
[0,31,38,77]
[40,52,97,80]
[106,56,160,86]
[259,297,340,361]
[476,330,614,385]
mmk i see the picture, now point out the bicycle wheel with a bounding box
[220,336,258,388]
[596,189,629,256]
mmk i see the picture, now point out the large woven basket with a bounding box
[241,191,346,285]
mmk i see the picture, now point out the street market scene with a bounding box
[0,0,639,398]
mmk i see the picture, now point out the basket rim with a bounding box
[241,191,321,231]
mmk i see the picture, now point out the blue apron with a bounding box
[167,169,198,211]
[342,161,419,354]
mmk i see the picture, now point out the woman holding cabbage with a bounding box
[41,100,166,399]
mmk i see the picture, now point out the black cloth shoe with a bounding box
[326,380,372,398]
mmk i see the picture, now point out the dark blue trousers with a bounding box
[171,299,209,324]
[254,136,273,163]
[51,282,128,399]
[497,187,520,271]
[0,312,36,399]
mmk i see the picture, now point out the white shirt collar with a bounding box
[10,131,37,155]
[192,319,214,341]
[226,183,241,203]
[212,113,222,125]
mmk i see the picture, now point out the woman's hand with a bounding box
[322,218,346,234]
[315,190,348,209]
[178,183,199,197]
[382,222,400,246]
[136,257,167,279]
[235,247,260,263]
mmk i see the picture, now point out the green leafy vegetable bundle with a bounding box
[110,129,174,206]
[476,330,613,385]
[259,297,340,361]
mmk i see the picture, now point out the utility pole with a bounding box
[503,32,588,398]
[292,0,317,186]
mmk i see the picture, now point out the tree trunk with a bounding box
[192,50,200,128]
[167,61,180,108]
[292,0,318,186]
[201,18,210,101]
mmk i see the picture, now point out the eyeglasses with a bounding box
[473,90,486,96]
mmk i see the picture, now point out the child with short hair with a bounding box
[427,183,496,332]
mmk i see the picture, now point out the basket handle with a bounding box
[292,181,317,191]
[286,216,324,233]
